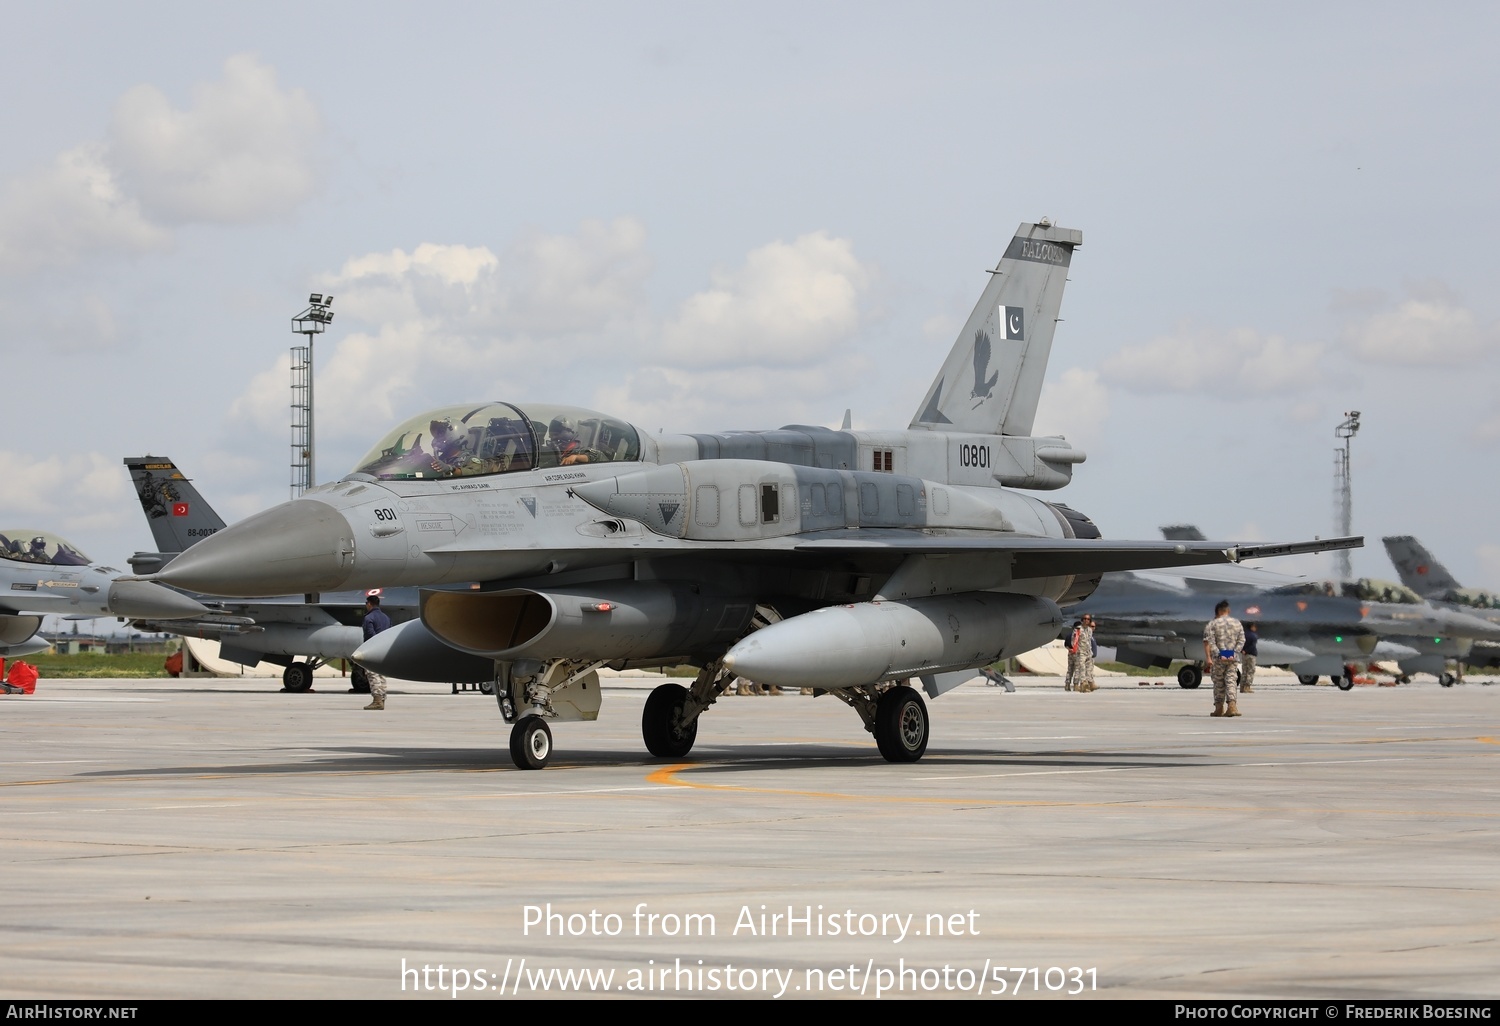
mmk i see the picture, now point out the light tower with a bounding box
[290,293,334,498]
[1332,410,1360,581]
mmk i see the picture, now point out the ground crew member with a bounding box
[1203,600,1245,717]
[1065,620,1083,691]
[1075,615,1098,692]
[360,595,392,710]
[1240,622,1258,693]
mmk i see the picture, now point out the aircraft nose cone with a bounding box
[152,499,355,597]
[106,580,210,620]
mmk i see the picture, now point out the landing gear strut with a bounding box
[640,661,737,759]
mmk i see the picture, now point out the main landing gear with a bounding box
[1177,663,1203,689]
[281,660,321,692]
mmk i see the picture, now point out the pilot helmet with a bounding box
[550,416,576,438]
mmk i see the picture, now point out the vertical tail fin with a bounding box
[123,456,228,553]
[1382,535,1462,600]
[912,221,1081,436]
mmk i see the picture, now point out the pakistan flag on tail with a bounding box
[913,221,1080,437]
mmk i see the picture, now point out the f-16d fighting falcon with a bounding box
[0,528,208,658]
[136,221,1358,769]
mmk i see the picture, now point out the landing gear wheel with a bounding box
[874,686,929,763]
[642,683,697,758]
[1177,664,1203,689]
[479,679,496,695]
[350,666,371,694]
[1298,674,1319,686]
[282,662,313,692]
[1440,672,1457,688]
[509,715,552,770]
[1335,675,1354,691]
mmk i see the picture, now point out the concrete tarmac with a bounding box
[1,672,1497,1000]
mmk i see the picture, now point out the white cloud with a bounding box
[0,291,120,353]
[592,362,861,437]
[657,232,871,368]
[0,144,167,271]
[109,54,323,224]
[1102,321,1323,395]
[1338,283,1493,366]
[0,55,321,272]
[0,452,134,537]
[230,219,654,440]
[1033,367,1109,444]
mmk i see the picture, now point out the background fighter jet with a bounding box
[1077,526,1499,688]
[0,527,208,658]
[124,457,494,692]
[140,221,1357,769]
[1384,535,1500,676]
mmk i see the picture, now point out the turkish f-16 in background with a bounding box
[124,456,494,692]
[1384,534,1500,675]
[0,528,208,659]
[137,221,1357,769]
[1076,525,1499,689]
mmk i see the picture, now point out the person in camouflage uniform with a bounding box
[1064,620,1083,691]
[1202,600,1245,717]
[1239,622,1258,694]
[1075,615,1098,692]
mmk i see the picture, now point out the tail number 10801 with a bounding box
[958,444,991,469]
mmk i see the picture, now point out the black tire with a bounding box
[642,683,697,758]
[1335,675,1354,691]
[874,686,929,763]
[350,666,371,694]
[509,716,553,770]
[1177,664,1203,690]
[479,679,496,695]
[282,662,313,693]
[1440,672,1456,688]
[1298,674,1319,686]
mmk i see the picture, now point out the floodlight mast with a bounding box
[1332,410,1360,581]
[290,294,334,499]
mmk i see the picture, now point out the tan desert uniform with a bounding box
[1074,622,1097,692]
[1202,613,1245,716]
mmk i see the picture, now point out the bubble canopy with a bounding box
[0,529,90,565]
[350,402,642,482]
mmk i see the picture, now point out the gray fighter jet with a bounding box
[124,456,493,692]
[1383,535,1500,676]
[1078,571,1497,689]
[138,221,1357,768]
[0,527,208,657]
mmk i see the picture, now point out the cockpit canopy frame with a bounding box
[0,529,90,566]
[350,402,642,482]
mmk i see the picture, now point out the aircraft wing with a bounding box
[791,533,1361,579]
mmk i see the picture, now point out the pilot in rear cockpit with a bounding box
[550,417,591,466]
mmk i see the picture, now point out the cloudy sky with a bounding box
[3,3,1497,588]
